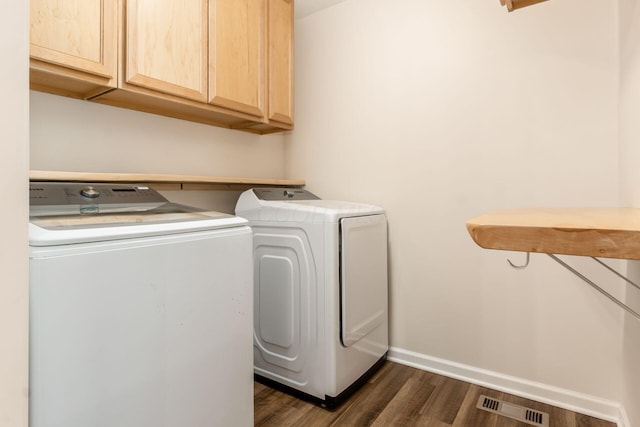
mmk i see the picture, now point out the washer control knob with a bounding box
[284,190,295,198]
[80,186,100,199]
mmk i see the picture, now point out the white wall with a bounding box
[1,3,29,427]
[30,92,288,213]
[288,0,623,419]
[618,0,640,425]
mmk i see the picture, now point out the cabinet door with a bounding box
[126,0,208,102]
[209,0,265,118]
[30,0,117,83]
[267,0,294,126]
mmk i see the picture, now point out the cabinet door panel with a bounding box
[30,0,116,80]
[209,0,265,118]
[126,0,208,102]
[267,0,293,126]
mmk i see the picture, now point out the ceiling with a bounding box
[294,0,350,19]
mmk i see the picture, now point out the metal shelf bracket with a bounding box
[509,252,640,321]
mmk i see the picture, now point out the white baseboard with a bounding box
[387,346,627,427]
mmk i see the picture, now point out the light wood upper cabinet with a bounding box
[126,0,208,102]
[267,0,294,127]
[30,0,294,133]
[30,0,117,99]
[209,0,265,117]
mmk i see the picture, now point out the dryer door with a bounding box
[340,214,388,347]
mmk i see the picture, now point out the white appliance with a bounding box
[235,187,388,408]
[29,182,253,427]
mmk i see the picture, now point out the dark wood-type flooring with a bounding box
[254,361,616,426]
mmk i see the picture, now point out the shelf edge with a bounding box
[29,170,305,188]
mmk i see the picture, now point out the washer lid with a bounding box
[29,182,247,246]
[31,202,234,229]
[29,205,247,246]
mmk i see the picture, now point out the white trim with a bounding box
[387,347,626,427]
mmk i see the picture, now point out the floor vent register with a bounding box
[476,395,549,426]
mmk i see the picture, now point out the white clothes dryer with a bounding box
[235,187,388,408]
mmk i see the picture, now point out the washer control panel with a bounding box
[253,187,320,201]
[30,182,168,211]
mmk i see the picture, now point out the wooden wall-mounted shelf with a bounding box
[466,207,640,260]
[467,207,640,320]
[30,170,305,192]
[499,0,549,12]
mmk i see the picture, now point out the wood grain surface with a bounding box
[254,361,616,426]
[29,170,305,188]
[126,0,208,102]
[267,0,294,126]
[500,0,549,12]
[466,207,640,260]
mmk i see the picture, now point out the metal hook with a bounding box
[508,252,530,269]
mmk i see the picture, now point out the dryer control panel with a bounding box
[253,187,320,201]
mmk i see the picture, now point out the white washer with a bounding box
[29,182,254,427]
[235,187,388,408]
